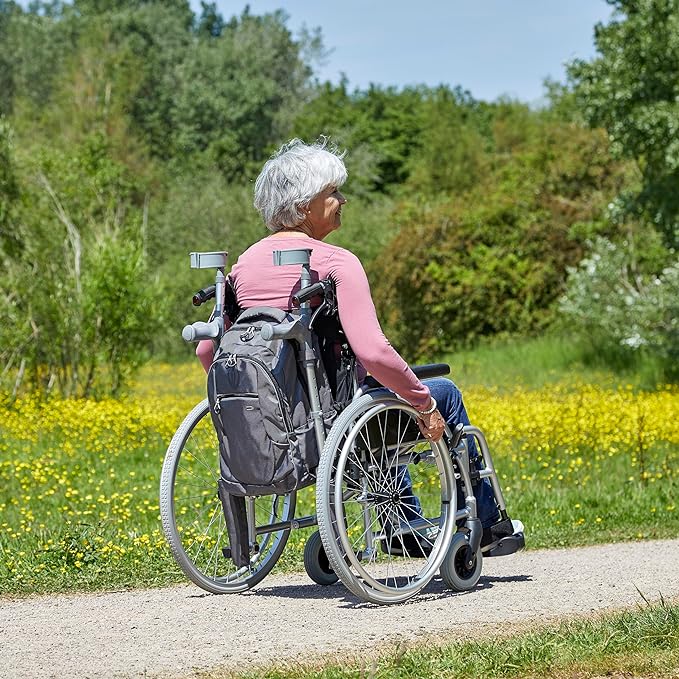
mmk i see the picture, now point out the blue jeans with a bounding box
[397,378,500,529]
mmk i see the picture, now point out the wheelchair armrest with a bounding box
[361,375,382,390]
[361,363,451,391]
[411,363,451,381]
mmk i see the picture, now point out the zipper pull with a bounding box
[240,326,256,342]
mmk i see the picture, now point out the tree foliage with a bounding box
[0,1,318,395]
[562,0,679,374]
[560,234,678,377]
[568,0,679,248]
[1,0,678,393]
[0,118,20,256]
[0,130,156,396]
[370,121,624,360]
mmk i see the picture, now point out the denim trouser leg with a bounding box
[397,378,500,529]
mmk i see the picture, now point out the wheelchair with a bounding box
[159,250,524,605]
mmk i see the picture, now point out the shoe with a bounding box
[481,517,524,550]
[482,517,525,556]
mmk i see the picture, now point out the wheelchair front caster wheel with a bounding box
[304,530,339,586]
[440,532,483,591]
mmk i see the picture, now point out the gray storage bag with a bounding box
[207,306,337,497]
[207,306,343,568]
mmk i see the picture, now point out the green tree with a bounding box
[291,83,429,195]
[0,2,15,117]
[291,83,493,197]
[0,132,158,396]
[0,2,80,117]
[568,0,679,247]
[195,1,224,37]
[406,86,489,196]
[170,8,315,179]
[72,0,192,18]
[0,118,20,256]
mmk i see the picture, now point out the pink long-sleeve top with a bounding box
[196,235,431,410]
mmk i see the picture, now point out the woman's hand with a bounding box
[417,399,445,442]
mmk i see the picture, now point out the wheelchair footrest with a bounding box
[484,532,525,557]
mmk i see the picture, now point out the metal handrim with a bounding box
[334,403,454,596]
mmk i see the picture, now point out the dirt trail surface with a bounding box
[2,539,679,679]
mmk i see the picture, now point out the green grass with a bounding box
[0,336,677,595]
[199,598,679,678]
[138,332,669,400]
[442,332,672,392]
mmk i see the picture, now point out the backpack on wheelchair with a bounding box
[159,249,524,605]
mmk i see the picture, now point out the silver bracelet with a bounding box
[417,397,437,416]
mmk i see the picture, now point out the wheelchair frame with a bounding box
[159,249,518,605]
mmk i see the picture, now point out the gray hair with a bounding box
[253,137,348,232]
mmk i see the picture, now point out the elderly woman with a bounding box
[197,138,520,552]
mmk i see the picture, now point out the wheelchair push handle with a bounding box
[292,280,328,306]
[182,319,221,342]
[192,285,216,306]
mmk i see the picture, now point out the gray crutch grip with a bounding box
[261,319,304,342]
[182,320,221,342]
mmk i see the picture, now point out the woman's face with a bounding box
[305,186,346,239]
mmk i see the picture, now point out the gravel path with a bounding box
[2,539,679,679]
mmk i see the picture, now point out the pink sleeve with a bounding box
[195,309,234,374]
[327,250,430,410]
[196,340,215,373]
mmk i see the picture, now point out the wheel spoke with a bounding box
[177,462,214,486]
[181,446,219,482]
[320,396,455,603]
[208,518,227,577]
[188,502,222,561]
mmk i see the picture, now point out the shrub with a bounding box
[370,123,623,361]
[560,234,679,380]
[0,131,160,397]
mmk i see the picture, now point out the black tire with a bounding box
[303,530,339,586]
[440,531,483,591]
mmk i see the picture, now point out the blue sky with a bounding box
[192,1,614,104]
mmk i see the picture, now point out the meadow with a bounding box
[1,347,678,596]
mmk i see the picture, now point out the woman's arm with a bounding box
[196,339,215,373]
[327,249,431,410]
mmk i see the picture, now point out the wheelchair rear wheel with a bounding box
[160,399,296,594]
[316,391,457,604]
